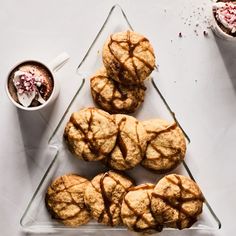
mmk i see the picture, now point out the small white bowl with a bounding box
[211,1,236,41]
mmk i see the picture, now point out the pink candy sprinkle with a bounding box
[18,89,24,94]
[15,71,43,94]
[216,2,236,31]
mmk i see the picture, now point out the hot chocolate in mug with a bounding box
[6,52,70,111]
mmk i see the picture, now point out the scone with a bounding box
[64,107,118,161]
[121,183,163,232]
[90,67,146,114]
[84,171,134,226]
[151,174,204,229]
[105,114,148,170]
[102,30,155,85]
[45,174,90,226]
[141,119,186,173]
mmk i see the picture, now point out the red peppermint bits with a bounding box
[14,71,44,95]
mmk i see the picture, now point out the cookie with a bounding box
[102,30,155,85]
[90,67,146,114]
[121,183,163,232]
[84,171,134,226]
[151,174,204,229]
[64,107,118,161]
[105,114,148,170]
[141,119,186,173]
[45,174,90,226]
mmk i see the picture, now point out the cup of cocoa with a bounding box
[211,0,236,41]
[6,52,70,111]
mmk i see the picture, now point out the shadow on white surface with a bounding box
[16,101,58,188]
[214,34,236,92]
[16,97,58,148]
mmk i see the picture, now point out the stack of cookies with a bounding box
[48,107,204,232]
[90,30,156,114]
[45,172,204,232]
[45,30,205,232]
[64,107,186,173]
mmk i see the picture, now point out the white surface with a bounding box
[0,0,235,235]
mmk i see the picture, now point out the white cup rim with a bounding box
[5,60,56,111]
[211,1,236,41]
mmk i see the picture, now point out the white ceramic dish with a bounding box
[211,0,236,41]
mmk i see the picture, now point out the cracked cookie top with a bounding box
[90,67,146,114]
[151,174,204,229]
[104,114,148,170]
[64,107,118,161]
[84,171,134,226]
[141,119,186,173]
[102,30,155,85]
[121,183,163,232]
[45,174,91,226]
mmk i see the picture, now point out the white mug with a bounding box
[211,1,236,41]
[5,52,70,111]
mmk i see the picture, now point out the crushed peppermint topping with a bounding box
[213,2,236,33]
[14,72,43,94]
[13,70,46,107]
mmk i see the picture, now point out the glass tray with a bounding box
[20,4,221,233]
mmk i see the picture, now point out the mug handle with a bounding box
[47,52,70,72]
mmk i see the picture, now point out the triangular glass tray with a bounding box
[20,4,221,233]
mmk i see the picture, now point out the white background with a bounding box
[0,0,235,235]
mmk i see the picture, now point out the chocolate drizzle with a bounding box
[143,122,184,172]
[128,184,154,192]
[70,111,97,161]
[134,120,144,156]
[94,171,132,226]
[106,116,145,170]
[112,116,127,159]
[123,184,163,232]
[107,30,155,84]
[65,108,118,161]
[152,175,204,229]
[90,71,146,114]
[99,172,113,225]
[149,144,182,168]
[90,75,110,105]
[45,175,88,221]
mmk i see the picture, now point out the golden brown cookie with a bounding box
[105,114,148,170]
[121,183,163,232]
[90,67,146,114]
[141,119,186,173]
[84,171,134,226]
[102,30,155,85]
[64,107,118,161]
[151,174,204,229]
[45,174,90,227]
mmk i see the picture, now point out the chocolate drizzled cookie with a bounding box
[90,67,146,114]
[84,171,134,226]
[151,174,204,229]
[104,114,148,170]
[141,119,186,173]
[45,172,204,231]
[64,107,118,161]
[102,30,155,85]
[121,183,163,232]
[45,174,91,226]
